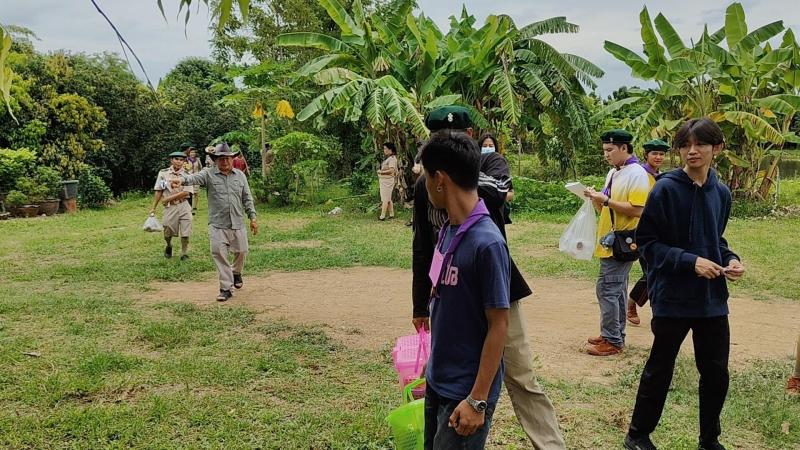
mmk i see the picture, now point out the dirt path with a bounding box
[144,267,800,383]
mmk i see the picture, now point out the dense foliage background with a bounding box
[1,1,798,214]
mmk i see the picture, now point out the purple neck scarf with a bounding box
[641,162,659,177]
[602,156,640,197]
[432,199,490,291]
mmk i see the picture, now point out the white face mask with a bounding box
[481,146,495,154]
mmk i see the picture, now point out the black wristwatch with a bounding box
[603,197,610,207]
[466,395,487,413]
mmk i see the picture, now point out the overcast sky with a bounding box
[3,0,799,96]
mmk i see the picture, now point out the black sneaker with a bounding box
[624,434,657,450]
[699,441,726,450]
[180,254,189,261]
[164,246,173,258]
[216,290,233,302]
[233,273,243,289]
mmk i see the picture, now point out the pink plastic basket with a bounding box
[391,329,431,399]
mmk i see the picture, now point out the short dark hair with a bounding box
[420,130,480,189]
[478,133,500,152]
[674,118,724,149]
[383,142,397,155]
[606,142,634,154]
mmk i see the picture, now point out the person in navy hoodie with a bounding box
[420,130,510,449]
[623,118,745,450]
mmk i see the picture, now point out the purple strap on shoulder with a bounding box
[602,156,640,197]
[431,199,490,290]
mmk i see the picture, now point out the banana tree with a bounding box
[599,2,800,200]
[438,11,602,173]
[278,0,602,181]
[276,0,442,201]
[158,0,250,30]
[277,0,430,136]
[513,16,603,174]
[0,26,17,122]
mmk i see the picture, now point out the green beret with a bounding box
[643,139,670,153]
[180,142,195,150]
[168,151,187,158]
[425,106,473,131]
[601,129,633,144]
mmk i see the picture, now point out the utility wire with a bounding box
[90,0,156,92]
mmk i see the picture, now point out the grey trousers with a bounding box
[596,257,634,348]
[505,301,567,449]
[209,226,248,291]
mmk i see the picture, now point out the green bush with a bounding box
[247,171,270,203]
[78,170,112,208]
[268,132,342,204]
[14,178,48,203]
[348,154,375,195]
[0,148,37,192]
[35,166,63,199]
[510,176,605,215]
[291,160,329,204]
[5,190,28,207]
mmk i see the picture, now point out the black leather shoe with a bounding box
[180,254,189,261]
[699,441,726,450]
[624,434,657,450]
[216,290,233,302]
[164,246,172,258]
[233,273,243,289]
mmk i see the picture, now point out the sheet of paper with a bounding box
[565,181,588,199]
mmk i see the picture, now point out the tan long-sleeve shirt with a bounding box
[181,167,256,230]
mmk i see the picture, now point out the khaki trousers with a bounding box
[209,226,248,291]
[504,301,567,450]
[162,201,192,238]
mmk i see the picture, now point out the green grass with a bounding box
[0,196,798,448]
[507,211,800,302]
[779,178,800,207]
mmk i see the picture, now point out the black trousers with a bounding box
[629,258,648,306]
[629,316,730,444]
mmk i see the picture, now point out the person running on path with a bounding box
[150,151,193,261]
[624,118,745,450]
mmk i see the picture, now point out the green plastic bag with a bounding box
[386,378,425,450]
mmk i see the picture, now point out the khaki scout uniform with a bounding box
[181,166,256,291]
[182,158,203,195]
[153,166,192,238]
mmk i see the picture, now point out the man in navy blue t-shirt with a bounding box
[420,130,510,449]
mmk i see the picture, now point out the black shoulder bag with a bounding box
[609,208,639,262]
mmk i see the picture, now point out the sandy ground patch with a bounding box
[144,267,800,383]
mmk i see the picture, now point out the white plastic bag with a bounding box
[143,215,163,232]
[559,200,597,260]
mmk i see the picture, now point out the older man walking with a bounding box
[174,143,258,302]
